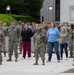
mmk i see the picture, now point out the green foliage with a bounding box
[0,14,39,26]
[24,0,44,16]
[0,0,44,19]
[11,14,39,23]
[24,0,44,12]
[0,14,18,26]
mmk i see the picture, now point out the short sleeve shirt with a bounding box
[47,28,60,42]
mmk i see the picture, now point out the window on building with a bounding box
[55,0,60,21]
[70,6,74,21]
[42,16,44,22]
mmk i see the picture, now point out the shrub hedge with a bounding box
[11,14,38,23]
[0,14,18,26]
[0,14,38,26]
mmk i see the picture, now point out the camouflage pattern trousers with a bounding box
[18,38,22,52]
[69,41,73,57]
[0,43,2,62]
[72,38,74,63]
[35,44,45,60]
[2,40,6,53]
[8,41,18,58]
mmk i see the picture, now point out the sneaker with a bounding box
[60,58,63,60]
[33,55,35,57]
[58,60,60,63]
[28,58,31,60]
[47,60,51,62]
[21,57,25,60]
[66,58,68,60]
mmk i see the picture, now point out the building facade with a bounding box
[60,0,74,23]
[40,0,74,24]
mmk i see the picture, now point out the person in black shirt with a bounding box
[21,23,33,59]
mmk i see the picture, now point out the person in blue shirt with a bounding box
[47,23,60,62]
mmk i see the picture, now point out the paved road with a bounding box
[0,52,74,75]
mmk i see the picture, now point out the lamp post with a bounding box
[6,5,11,15]
[49,6,53,10]
[49,6,53,23]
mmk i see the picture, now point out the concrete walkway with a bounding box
[0,53,74,75]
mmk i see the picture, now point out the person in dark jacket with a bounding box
[21,23,33,60]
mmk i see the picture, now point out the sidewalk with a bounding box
[0,53,74,75]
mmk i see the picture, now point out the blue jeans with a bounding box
[60,43,68,59]
[48,41,60,61]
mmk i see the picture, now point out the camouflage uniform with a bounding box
[17,25,24,54]
[31,26,36,57]
[0,27,7,57]
[33,31,46,65]
[72,29,74,65]
[0,31,5,65]
[67,27,73,58]
[42,28,48,52]
[7,26,20,61]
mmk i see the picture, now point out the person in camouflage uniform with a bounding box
[73,30,74,65]
[42,25,48,53]
[7,20,20,62]
[71,24,74,66]
[31,22,37,57]
[0,31,5,65]
[0,21,7,57]
[33,27,46,65]
[17,22,24,54]
[67,24,74,58]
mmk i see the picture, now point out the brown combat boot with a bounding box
[7,57,12,61]
[15,57,18,62]
[0,61,2,65]
[4,52,6,57]
[69,56,73,58]
[72,63,74,66]
[42,60,45,65]
[34,60,38,65]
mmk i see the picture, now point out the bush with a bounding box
[11,14,39,23]
[0,14,18,26]
[0,14,39,26]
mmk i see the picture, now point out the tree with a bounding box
[24,0,44,17]
[6,0,25,14]
[0,0,44,20]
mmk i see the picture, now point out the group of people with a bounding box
[0,20,74,66]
